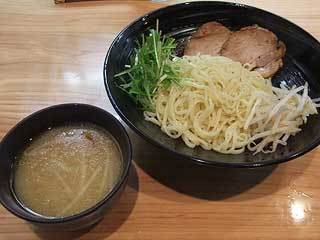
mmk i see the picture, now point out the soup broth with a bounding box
[13,123,122,218]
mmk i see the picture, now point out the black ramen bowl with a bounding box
[0,103,132,230]
[104,1,320,167]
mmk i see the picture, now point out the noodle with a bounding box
[144,55,318,154]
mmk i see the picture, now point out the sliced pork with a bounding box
[220,25,286,77]
[184,23,286,78]
[184,22,232,56]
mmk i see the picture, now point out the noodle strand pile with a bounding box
[144,55,318,154]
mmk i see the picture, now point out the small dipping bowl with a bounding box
[0,103,132,230]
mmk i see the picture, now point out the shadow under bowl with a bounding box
[104,1,320,168]
[0,103,132,230]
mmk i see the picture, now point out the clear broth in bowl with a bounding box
[13,123,122,218]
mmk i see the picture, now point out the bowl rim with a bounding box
[103,1,320,168]
[0,103,132,224]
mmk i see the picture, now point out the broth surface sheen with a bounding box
[14,123,122,218]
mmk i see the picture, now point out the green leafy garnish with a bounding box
[115,24,180,111]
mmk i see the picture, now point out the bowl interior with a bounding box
[0,104,131,223]
[104,1,320,167]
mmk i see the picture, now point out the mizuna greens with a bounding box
[115,26,180,111]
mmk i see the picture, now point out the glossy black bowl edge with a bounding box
[103,1,320,168]
[0,103,132,227]
[109,1,320,47]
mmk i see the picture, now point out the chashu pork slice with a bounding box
[220,25,286,78]
[184,22,232,56]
